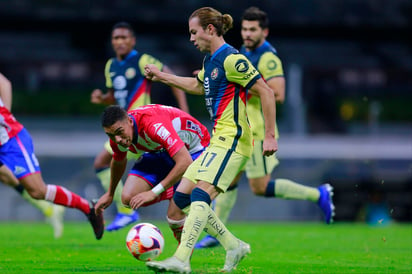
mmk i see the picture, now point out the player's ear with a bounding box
[127,116,134,126]
[263,28,269,38]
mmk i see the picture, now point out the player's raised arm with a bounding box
[145,64,204,95]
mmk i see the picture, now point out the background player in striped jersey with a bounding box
[0,72,64,238]
[144,7,277,273]
[94,104,210,242]
[0,73,104,240]
[90,22,189,231]
[196,6,335,249]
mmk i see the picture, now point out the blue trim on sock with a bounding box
[191,188,211,205]
[264,180,275,197]
[173,191,191,210]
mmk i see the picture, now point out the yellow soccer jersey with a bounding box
[240,42,284,140]
[197,43,261,157]
[104,50,163,110]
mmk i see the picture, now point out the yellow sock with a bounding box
[214,187,238,224]
[274,179,320,202]
[22,190,53,217]
[204,205,238,250]
[96,168,134,215]
[174,201,209,262]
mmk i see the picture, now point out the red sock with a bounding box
[45,185,90,214]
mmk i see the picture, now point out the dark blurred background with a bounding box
[0,0,411,224]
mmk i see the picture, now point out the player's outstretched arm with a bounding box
[145,64,204,95]
[95,158,127,215]
[162,65,190,113]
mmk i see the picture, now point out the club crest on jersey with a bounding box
[211,68,219,80]
[125,68,136,79]
[113,76,127,89]
[235,59,249,73]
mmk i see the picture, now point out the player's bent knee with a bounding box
[191,187,211,204]
[121,193,131,206]
[173,191,191,210]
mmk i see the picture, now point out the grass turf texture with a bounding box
[0,222,410,273]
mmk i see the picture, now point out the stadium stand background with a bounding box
[0,0,411,223]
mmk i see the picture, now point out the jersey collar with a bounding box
[129,114,139,144]
[211,43,230,61]
[118,50,138,66]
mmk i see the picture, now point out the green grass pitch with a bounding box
[0,221,410,273]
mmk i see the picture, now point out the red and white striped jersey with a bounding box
[111,104,210,161]
[0,98,23,145]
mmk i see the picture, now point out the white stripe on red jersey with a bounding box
[0,98,24,145]
[111,104,210,161]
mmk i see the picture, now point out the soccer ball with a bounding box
[126,222,165,261]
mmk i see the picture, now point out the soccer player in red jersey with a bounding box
[95,104,210,242]
[90,22,189,231]
[0,73,104,240]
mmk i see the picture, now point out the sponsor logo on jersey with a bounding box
[186,120,204,137]
[166,137,177,147]
[113,75,127,89]
[204,77,210,95]
[267,60,277,70]
[13,166,26,175]
[153,123,171,140]
[125,68,136,79]
[235,59,249,73]
[211,68,218,80]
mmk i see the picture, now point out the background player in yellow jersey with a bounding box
[90,22,189,231]
[144,7,277,273]
[196,6,335,249]
[0,72,64,239]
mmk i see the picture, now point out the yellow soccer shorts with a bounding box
[183,144,249,192]
[244,140,279,179]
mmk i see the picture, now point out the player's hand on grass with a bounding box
[129,191,157,209]
[95,192,114,215]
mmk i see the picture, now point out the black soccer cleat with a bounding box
[87,200,104,240]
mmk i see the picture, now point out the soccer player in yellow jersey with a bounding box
[196,6,335,249]
[144,7,277,273]
[90,22,189,231]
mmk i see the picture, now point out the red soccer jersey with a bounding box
[111,104,210,161]
[0,98,24,145]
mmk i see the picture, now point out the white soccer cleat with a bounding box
[221,240,251,272]
[146,256,191,273]
[47,205,65,239]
